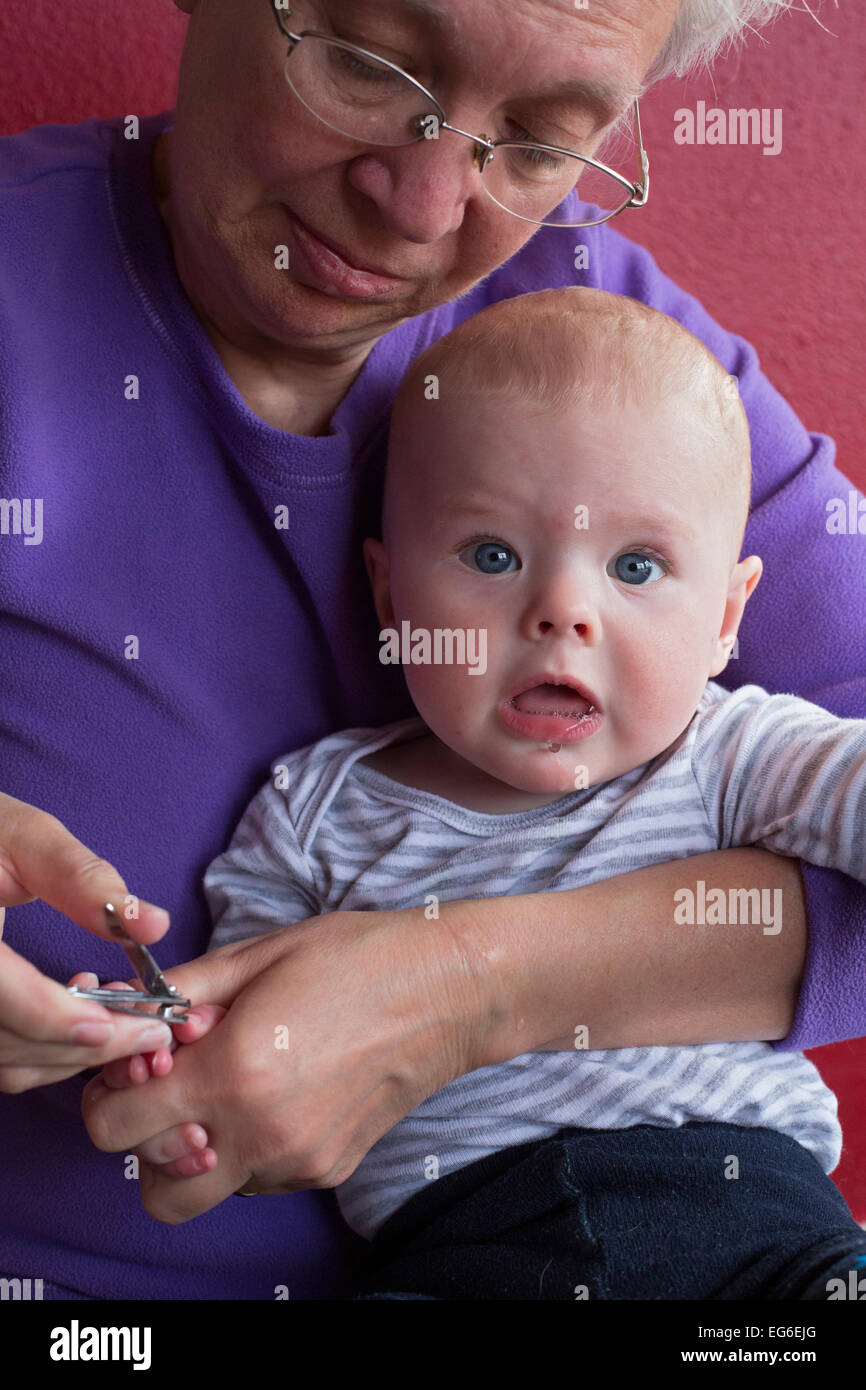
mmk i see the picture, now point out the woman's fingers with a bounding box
[0,944,170,1052]
[72,980,169,1089]
[0,942,173,1090]
[157,931,296,1012]
[67,971,100,990]
[0,791,177,1090]
[0,790,169,943]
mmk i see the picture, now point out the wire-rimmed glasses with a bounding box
[269,2,649,229]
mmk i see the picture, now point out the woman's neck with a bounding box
[151,132,377,438]
[200,323,368,437]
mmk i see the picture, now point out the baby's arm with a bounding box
[693,683,866,883]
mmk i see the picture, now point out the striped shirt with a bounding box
[205,681,864,1239]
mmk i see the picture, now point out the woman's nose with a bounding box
[346,134,481,242]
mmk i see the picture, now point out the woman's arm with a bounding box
[451,848,807,1063]
[82,850,805,1222]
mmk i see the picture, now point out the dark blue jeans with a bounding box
[352,1123,866,1300]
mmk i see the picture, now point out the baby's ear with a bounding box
[709,555,763,678]
[740,554,763,603]
[363,538,395,628]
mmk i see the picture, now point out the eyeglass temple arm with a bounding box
[627,98,650,208]
[271,1,295,43]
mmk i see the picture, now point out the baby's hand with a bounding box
[70,972,225,1179]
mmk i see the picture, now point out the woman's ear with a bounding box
[363,538,396,629]
[709,554,763,678]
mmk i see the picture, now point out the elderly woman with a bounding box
[0,0,862,1301]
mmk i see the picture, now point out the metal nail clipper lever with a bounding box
[67,902,191,1024]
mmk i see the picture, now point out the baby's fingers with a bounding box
[101,1046,174,1088]
[133,1123,213,1169]
[169,1003,227,1044]
[151,1148,219,1181]
[98,1005,224,1088]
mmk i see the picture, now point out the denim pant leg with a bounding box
[352,1122,866,1301]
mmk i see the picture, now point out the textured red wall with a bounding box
[0,3,187,133]
[636,5,866,1223]
[637,2,865,494]
[1,1,864,1218]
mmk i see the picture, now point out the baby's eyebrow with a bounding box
[438,496,512,522]
[627,511,702,544]
[439,499,700,535]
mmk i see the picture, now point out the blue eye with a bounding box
[460,541,519,574]
[609,551,665,586]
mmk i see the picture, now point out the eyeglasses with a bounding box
[269,2,649,229]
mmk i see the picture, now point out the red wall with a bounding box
[1,1,864,1218]
[637,4,865,495]
[636,7,866,1222]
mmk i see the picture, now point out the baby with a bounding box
[136,290,866,1299]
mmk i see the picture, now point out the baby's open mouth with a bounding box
[509,682,597,719]
[499,678,603,745]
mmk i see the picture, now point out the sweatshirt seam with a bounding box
[104,121,362,488]
[0,162,107,190]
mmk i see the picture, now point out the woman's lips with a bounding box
[287,213,406,299]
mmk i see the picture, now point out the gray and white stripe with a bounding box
[206,682,861,1238]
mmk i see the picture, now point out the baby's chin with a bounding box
[482,747,604,800]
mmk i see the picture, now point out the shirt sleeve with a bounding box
[203,772,322,950]
[587,229,866,1050]
[692,685,866,881]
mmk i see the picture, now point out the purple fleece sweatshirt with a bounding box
[0,112,863,1301]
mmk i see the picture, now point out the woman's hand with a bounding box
[81,905,495,1222]
[80,846,806,1224]
[0,792,176,1093]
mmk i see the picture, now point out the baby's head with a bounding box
[365,288,762,796]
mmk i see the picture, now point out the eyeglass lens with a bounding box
[285,35,634,226]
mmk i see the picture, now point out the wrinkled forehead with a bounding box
[294,0,675,108]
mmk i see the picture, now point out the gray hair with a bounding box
[648,1,831,84]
